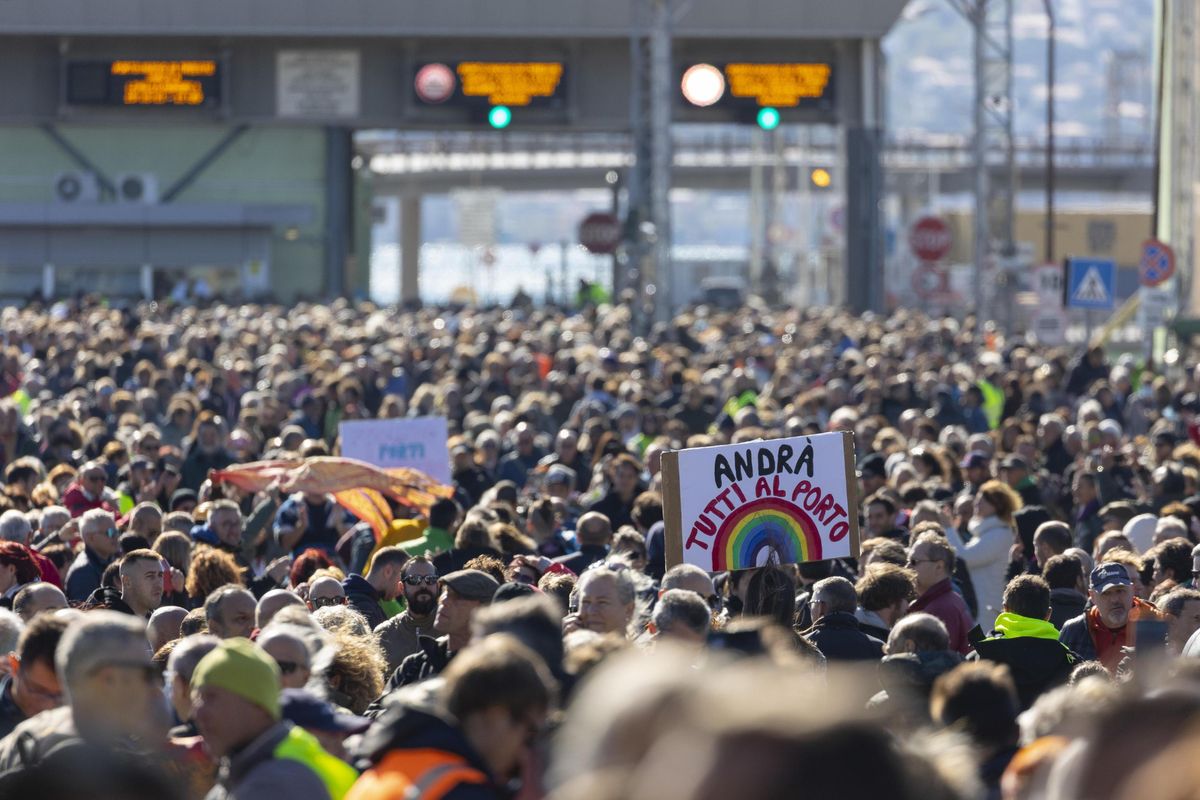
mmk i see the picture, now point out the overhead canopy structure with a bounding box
[0,0,909,38]
[0,0,909,310]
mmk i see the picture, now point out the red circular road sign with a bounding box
[578,212,621,255]
[414,63,456,104]
[1139,239,1175,288]
[909,216,953,262]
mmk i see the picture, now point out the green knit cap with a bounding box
[191,637,282,720]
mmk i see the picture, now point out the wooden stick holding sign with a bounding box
[662,432,860,572]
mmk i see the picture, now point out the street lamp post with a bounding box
[1043,0,1056,265]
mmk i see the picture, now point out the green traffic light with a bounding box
[488,105,512,129]
[757,107,780,130]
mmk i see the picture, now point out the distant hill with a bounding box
[882,0,1155,141]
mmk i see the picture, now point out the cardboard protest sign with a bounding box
[662,432,859,572]
[339,417,452,483]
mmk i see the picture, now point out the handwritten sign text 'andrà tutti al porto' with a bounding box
[662,432,860,572]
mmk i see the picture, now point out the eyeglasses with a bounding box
[403,575,438,586]
[310,596,346,609]
[274,660,304,675]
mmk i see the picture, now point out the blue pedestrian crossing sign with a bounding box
[1065,258,1116,311]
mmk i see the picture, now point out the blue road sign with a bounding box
[1065,258,1116,311]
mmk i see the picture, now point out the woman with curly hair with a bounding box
[312,604,372,638]
[323,629,386,715]
[185,545,242,608]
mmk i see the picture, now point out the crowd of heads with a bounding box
[0,298,1198,797]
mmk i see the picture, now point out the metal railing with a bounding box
[361,128,1154,175]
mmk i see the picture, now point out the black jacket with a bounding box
[1048,588,1087,631]
[1044,439,1072,477]
[64,546,112,605]
[83,585,141,617]
[972,633,1078,709]
[0,677,26,741]
[585,489,642,531]
[342,574,387,631]
[803,611,885,662]
[353,702,500,800]
[869,650,964,727]
[859,621,891,643]
[387,635,454,693]
[877,650,963,698]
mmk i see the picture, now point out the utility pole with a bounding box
[763,126,785,305]
[971,0,989,319]
[1044,0,1055,265]
[648,0,673,326]
[626,0,677,330]
[1166,0,1198,315]
[749,128,764,296]
[949,0,1015,324]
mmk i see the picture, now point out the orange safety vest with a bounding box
[346,748,490,800]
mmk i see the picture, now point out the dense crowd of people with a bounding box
[0,296,1199,799]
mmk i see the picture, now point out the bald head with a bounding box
[148,606,188,653]
[12,583,67,622]
[256,628,313,690]
[576,512,613,547]
[257,589,306,629]
[306,577,345,610]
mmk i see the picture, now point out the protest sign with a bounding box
[662,432,859,571]
[339,417,452,483]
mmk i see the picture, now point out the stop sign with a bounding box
[578,212,621,255]
[909,216,952,262]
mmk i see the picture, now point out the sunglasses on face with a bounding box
[105,527,120,539]
[310,596,345,609]
[274,660,304,675]
[403,575,438,586]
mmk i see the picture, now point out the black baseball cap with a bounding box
[281,689,371,734]
[1091,563,1133,594]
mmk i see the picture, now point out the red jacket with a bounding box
[28,549,62,589]
[60,482,116,519]
[1085,597,1162,672]
[911,578,975,655]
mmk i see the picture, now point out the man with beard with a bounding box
[384,569,498,691]
[374,557,440,674]
[1060,562,1163,671]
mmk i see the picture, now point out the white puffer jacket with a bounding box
[960,515,1015,632]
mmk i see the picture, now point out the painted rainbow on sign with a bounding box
[710,497,822,571]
